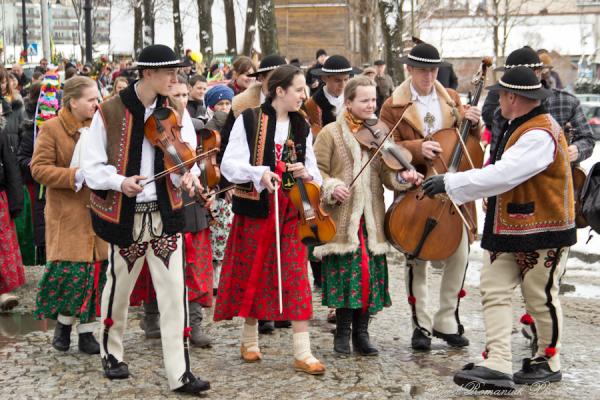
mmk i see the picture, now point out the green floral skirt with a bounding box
[35,260,107,323]
[321,223,391,314]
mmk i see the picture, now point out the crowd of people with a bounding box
[0,40,593,396]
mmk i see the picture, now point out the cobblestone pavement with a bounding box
[2,244,600,400]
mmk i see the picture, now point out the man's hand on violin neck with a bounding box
[463,105,481,124]
[422,140,443,160]
[261,170,281,194]
[182,172,203,198]
[121,175,146,198]
[286,162,310,180]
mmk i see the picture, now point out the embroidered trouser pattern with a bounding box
[479,248,567,375]
[405,226,469,335]
[99,211,190,390]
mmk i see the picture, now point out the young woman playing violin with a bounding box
[313,76,421,356]
[213,65,326,375]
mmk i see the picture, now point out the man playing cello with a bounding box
[380,42,482,351]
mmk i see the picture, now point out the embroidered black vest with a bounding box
[90,82,184,247]
[231,101,309,218]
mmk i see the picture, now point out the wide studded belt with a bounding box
[134,201,159,213]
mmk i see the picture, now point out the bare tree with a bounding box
[69,0,85,60]
[242,0,258,56]
[143,0,155,45]
[378,0,405,84]
[173,0,184,55]
[257,0,278,55]
[197,0,214,61]
[224,0,237,55]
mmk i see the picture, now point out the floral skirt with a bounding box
[321,222,391,314]
[209,198,233,261]
[0,191,25,294]
[13,185,35,266]
[35,260,107,323]
[214,189,312,321]
[129,230,214,307]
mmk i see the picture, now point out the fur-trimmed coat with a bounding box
[231,82,263,118]
[312,111,411,258]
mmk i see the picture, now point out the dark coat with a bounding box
[0,130,24,218]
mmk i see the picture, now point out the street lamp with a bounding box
[21,0,27,61]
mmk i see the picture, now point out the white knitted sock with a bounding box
[293,332,318,364]
[57,314,74,325]
[241,322,259,352]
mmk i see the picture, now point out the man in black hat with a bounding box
[81,44,210,395]
[304,55,361,135]
[423,66,576,391]
[482,46,594,164]
[380,42,481,353]
[306,49,328,95]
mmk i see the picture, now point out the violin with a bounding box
[286,139,336,246]
[564,122,588,228]
[384,57,492,261]
[143,106,205,204]
[354,117,413,171]
[196,128,221,190]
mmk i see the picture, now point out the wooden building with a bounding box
[274,0,381,67]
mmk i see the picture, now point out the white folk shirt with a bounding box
[410,84,442,136]
[221,114,322,192]
[444,129,556,205]
[82,85,198,203]
[323,86,344,117]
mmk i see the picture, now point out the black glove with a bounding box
[422,174,446,198]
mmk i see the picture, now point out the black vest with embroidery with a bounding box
[90,83,184,247]
[231,101,309,219]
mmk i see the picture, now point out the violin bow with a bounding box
[347,107,411,190]
[140,148,219,186]
[273,179,284,314]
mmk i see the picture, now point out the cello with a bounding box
[384,58,492,261]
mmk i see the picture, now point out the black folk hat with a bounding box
[248,54,287,77]
[312,55,362,76]
[400,43,450,68]
[486,66,552,100]
[132,44,188,70]
[495,46,545,71]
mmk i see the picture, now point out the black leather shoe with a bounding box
[174,375,211,394]
[333,308,352,355]
[258,320,274,334]
[454,363,516,392]
[102,355,130,380]
[411,328,431,351]
[433,329,470,347]
[52,322,72,352]
[513,357,562,384]
[274,320,291,329]
[78,333,100,354]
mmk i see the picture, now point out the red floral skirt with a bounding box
[129,229,213,307]
[0,191,25,295]
[213,189,311,321]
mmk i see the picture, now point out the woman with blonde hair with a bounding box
[32,76,108,355]
[313,75,421,356]
[107,76,128,99]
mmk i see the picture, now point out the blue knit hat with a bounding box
[205,85,234,108]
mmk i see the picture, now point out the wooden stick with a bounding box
[273,180,283,314]
[141,148,219,186]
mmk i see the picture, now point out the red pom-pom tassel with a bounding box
[545,347,557,357]
[482,350,488,359]
[104,318,114,328]
[183,326,193,338]
[458,289,467,298]
[408,295,416,305]
[520,313,534,325]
